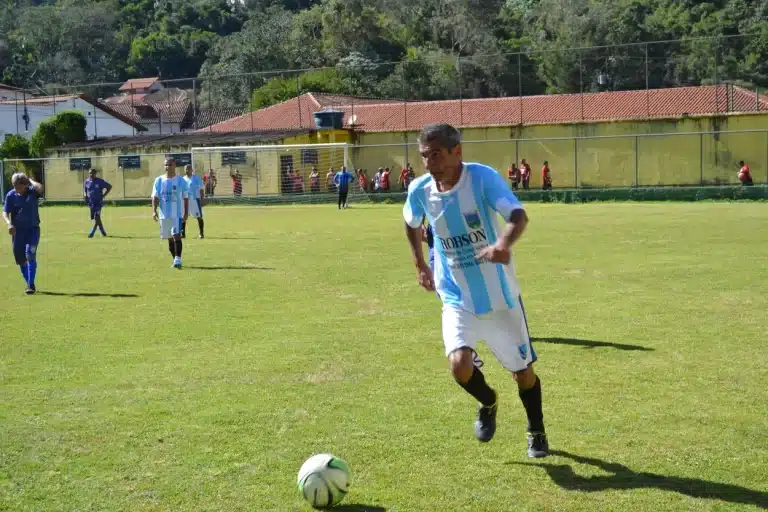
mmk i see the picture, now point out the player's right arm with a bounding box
[150,177,160,221]
[403,187,434,291]
[3,195,14,236]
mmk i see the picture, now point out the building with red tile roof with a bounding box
[204,85,768,134]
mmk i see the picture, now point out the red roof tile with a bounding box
[119,77,160,92]
[204,85,768,134]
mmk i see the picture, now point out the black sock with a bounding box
[175,238,183,257]
[198,218,204,236]
[167,239,175,257]
[519,376,544,433]
[457,367,497,407]
[181,221,187,236]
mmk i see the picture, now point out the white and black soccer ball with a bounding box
[297,453,350,509]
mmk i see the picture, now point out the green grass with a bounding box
[1,202,767,512]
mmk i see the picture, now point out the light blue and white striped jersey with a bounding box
[184,174,204,200]
[151,175,189,220]
[403,163,525,315]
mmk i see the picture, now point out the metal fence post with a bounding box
[121,166,126,200]
[0,160,4,197]
[634,136,639,187]
[573,138,578,188]
[700,133,704,185]
[765,131,768,184]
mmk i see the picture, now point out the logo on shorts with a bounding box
[518,343,528,360]
[464,211,481,229]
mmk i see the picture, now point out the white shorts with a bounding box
[159,217,183,239]
[442,296,536,373]
[188,198,203,218]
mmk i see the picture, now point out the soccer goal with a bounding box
[191,142,369,204]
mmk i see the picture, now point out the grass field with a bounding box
[1,202,767,512]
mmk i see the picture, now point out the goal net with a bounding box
[190,142,369,204]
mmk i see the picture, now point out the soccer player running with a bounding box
[182,164,205,239]
[83,169,112,238]
[403,124,548,458]
[151,158,189,269]
[3,173,44,294]
[334,166,355,209]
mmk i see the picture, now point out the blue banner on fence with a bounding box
[70,158,91,170]
[221,151,247,165]
[118,155,141,169]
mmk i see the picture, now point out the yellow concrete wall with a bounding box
[42,118,767,199]
[44,130,352,200]
[355,113,768,188]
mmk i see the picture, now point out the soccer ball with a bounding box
[297,453,350,509]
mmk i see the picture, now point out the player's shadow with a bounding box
[38,291,139,298]
[509,450,768,509]
[204,236,263,240]
[185,265,274,271]
[107,235,158,240]
[532,337,652,351]
[333,506,386,512]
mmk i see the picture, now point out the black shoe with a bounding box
[527,431,549,458]
[474,401,497,443]
[25,285,36,295]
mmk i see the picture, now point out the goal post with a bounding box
[190,142,370,204]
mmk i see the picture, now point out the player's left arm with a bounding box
[29,177,43,196]
[103,180,112,198]
[478,167,528,264]
[181,180,190,219]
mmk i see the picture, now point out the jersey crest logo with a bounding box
[518,343,529,360]
[464,211,481,229]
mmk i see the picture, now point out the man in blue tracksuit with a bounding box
[3,173,44,295]
[333,166,355,210]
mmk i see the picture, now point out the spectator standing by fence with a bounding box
[508,164,520,190]
[520,159,531,190]
[542,161,552,190]
[310,167,320,193]
[231,169,243,197]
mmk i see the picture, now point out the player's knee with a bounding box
[449,348,475,384]
[513,364,536,388]
[25,245,37,261]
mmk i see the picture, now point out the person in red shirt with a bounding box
[357,168,368,193]
[399,166,410,191]
[541,161,552,190]
[381,167,391,192]
[231,169,243,196]
[520,159,531,190]
[508,164,520,190]
[738,160,753,186]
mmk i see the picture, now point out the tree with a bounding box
[29,111,87,158]
[0,134,30,160]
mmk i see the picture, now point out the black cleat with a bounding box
[25,285,36,295]
[474,401,498,443]
[527,431,549,458]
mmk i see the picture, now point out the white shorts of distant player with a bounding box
[187,198,203,218]
[442,297,535,373]
[159,217,183,239]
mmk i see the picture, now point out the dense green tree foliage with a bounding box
[1,0,765,107]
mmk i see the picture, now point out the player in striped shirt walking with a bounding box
[403,124,548,457]
[182,164,205,239]
[151,158,189,269]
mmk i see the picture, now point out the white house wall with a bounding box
[0,98,140,140]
